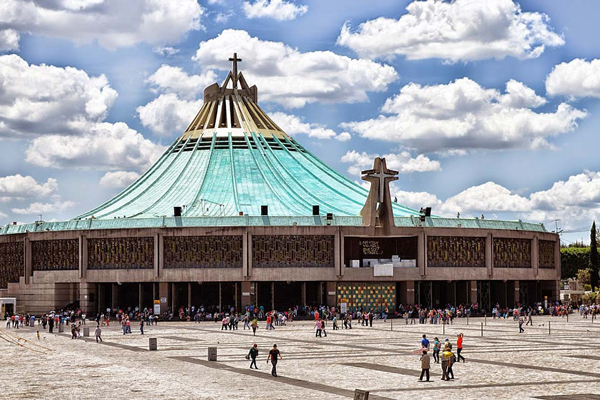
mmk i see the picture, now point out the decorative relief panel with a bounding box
[539,240,556,269]
[253,235,334,268]
[0,242,24,289]
[493,238,531,268]
[337,283,395,312]
[427,236,486,268]
[32,239,79,271]
[164,236,242,268]
[88,237,153,270]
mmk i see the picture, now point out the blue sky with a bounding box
[1,0,600,244]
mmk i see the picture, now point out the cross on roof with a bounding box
[361,158,398,203]
[228,53,242,89]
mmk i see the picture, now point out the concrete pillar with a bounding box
[514,281,520,306]
[187,282,192,310]
[111,283,118,309]
[24,237,31,285]
[334,229,341,277]
[171,283,176,313]
[154,234,160,278]
[247,234,253,278]
[97,283,104,314]
[406,281,415,305]
[218,283,222,312]
[243,231,249,277]
[486,233,493,278]
[159,282,169,314]
[241,281,251,308]
[326,281,336,308]
[469,281,477,304]
[139,283,144,311]
[418,232,426,277]
[301,282,307,306]
[319,282,324,305]
[78,235,84,279]
[532,236,539,276]
[554,239,561,283]
[339,230,345,277]
[234,282,239,311]
[271,282,275,310]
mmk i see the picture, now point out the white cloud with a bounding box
[243,0,307,21]
[12,200,76,215]
[393,188,442,212]
[392,171,600,231]
[342,78,587,153]
[337,0,564,62]
[0,54,118,139]
[0,211,7,219]
[340,150,441,176]
[0,29,19,51]
[137,93,202,137]
[153,46,180,57]
[193,29,398,108]
[25,122,166,171]
[440,182,531,215]
[0,0,203,50]
[546,58,600,99]
[99,171,140,189]
[335,132,351,142]
[214,11,234,24]
[0,175,58,200]
[270,112,348,140]
[146,65,217,99]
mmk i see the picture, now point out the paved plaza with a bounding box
[2,316,600,399]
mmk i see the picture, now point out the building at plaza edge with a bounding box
[0,55,560,316]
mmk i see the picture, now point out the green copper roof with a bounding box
[74,133,422,220]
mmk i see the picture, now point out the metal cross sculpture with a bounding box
[361,158,398,203]
[228,53,242,89]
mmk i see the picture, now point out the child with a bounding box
[419,350,430,382]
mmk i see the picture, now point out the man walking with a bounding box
[519,317,525,333]
[419,350,431,382]
[247,343,259,369]
[267,344,281,377]
[95,325,102,343]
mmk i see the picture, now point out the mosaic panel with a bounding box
[337,283,395,313]
[252,235,334,268]
[164,236,242,268]
[493,238,531,268]
[539,240,556,269]
[88,237,153,270]
[0,241,24,289]
[427,236,485,268]
[32,239,79,271]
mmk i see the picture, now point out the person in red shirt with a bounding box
[457,333,465,362]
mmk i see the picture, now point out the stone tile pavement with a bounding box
[1,316,600,399]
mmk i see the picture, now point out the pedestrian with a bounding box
[441,346,454,381]
[447,347,456,380]
[267,344,281,377]
[333,315,339,330]
[368,311,373,327]
[251,317,258,336]
[140,318,144,335]
[433,337,440,363]
[526,312,533,326]
[421,334,430,349]
[457,333,465,362]
[95,325,102,343]
[321,319,328,337]
[518,317,525,333]
[419,350,431,382]
[243,315,250,330]
[315,319,322,337]
[247,343,259,369]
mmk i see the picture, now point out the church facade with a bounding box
[0,55,560,316]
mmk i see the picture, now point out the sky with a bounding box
[1,0,600,245]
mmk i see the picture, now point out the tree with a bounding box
[577,268,591,285]
[590,221,599,290]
